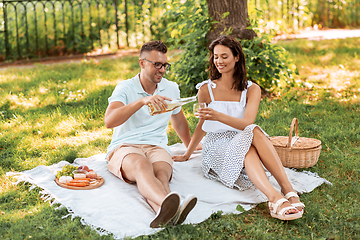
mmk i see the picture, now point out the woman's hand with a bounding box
[172,155,190,162]
[198,107,221,121]
[172,142,202,162]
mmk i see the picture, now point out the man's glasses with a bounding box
[142,59,171,70]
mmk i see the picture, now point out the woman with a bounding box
[173,35,305,220]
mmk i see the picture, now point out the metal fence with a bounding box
[0,0,169,60]
[1,0,360,61]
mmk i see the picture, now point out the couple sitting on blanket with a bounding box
[104,36,305,228]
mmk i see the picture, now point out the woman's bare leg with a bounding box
[251,127,303,208]
[244,146,297,214]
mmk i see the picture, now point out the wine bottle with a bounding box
[148,96,197,116]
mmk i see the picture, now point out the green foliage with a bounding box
[236,204,246,212]
[241,9,298,93]
[163,0,211,97]
[241,37,298,92]
[163,1,298,95]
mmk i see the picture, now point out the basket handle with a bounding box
[287,118,299,148]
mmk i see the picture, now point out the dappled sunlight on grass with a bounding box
[63,89,87,103]
[6,117,112,150]
[2,74,30,83]
[319,52,335,63]
[48,129,112,148]
[0,74,7,83]
[327,70,359,89]
[2,113,25,128]
[303,69,360,103]
[54,117,82,136]
[259,109,272,119]
[277,38,360,105]
[3,116,44,135]
[166,124,174,134]
[4,127,111,170]
[301,66,324,75]
[7,94,40,109]
[38,86,48,94]
[0,175,14,193]
[304,41,315,50]
[183,111,195,119]
[281,85,360,105]
[354,58,360,65]
[279,38,360,68]
[2,202,43,221]
[95,79,118,87]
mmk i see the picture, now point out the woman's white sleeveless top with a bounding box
[195,79,252,133]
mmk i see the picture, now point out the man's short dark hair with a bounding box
[140,41,167,57]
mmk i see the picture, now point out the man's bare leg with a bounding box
[146,161,173,211]
[121,153,170,212]
[153,161,172,192]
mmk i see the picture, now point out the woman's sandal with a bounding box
[268,198,303,220]
[284,192,305,213]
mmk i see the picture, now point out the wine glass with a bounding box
[193,102,207,118]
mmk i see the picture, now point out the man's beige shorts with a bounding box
[106,144,173,183]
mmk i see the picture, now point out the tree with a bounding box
[165,0,298,96]
[206,0,257,44]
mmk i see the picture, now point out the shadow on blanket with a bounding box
[7,143,331,239]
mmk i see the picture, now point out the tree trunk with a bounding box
[206,0,257,44]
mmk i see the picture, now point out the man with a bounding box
[104,40,197,228]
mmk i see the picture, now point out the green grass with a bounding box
[1,38,360,239]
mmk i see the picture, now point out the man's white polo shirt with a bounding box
[106,74,181,157]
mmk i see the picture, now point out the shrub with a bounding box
[164,0,211,97]
[164,1,298,96]
[241,9,298,93]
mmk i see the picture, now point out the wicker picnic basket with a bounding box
[270,118,322,168]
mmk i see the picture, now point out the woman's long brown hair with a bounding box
[208,35,248,91]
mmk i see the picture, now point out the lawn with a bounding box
[1,37,360,239]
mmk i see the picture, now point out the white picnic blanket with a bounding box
[7,143,331,239]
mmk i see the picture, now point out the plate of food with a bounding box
[55,164,104,190]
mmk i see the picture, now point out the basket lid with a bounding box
[270,136,321,149]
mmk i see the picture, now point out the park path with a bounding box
[0,49,140,70]
[274,28,360,41]
[1,28,360,70]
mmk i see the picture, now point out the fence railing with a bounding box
[0,0,170,61]
[1,0,360,61]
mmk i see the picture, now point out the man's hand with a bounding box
[143,95,172,111]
